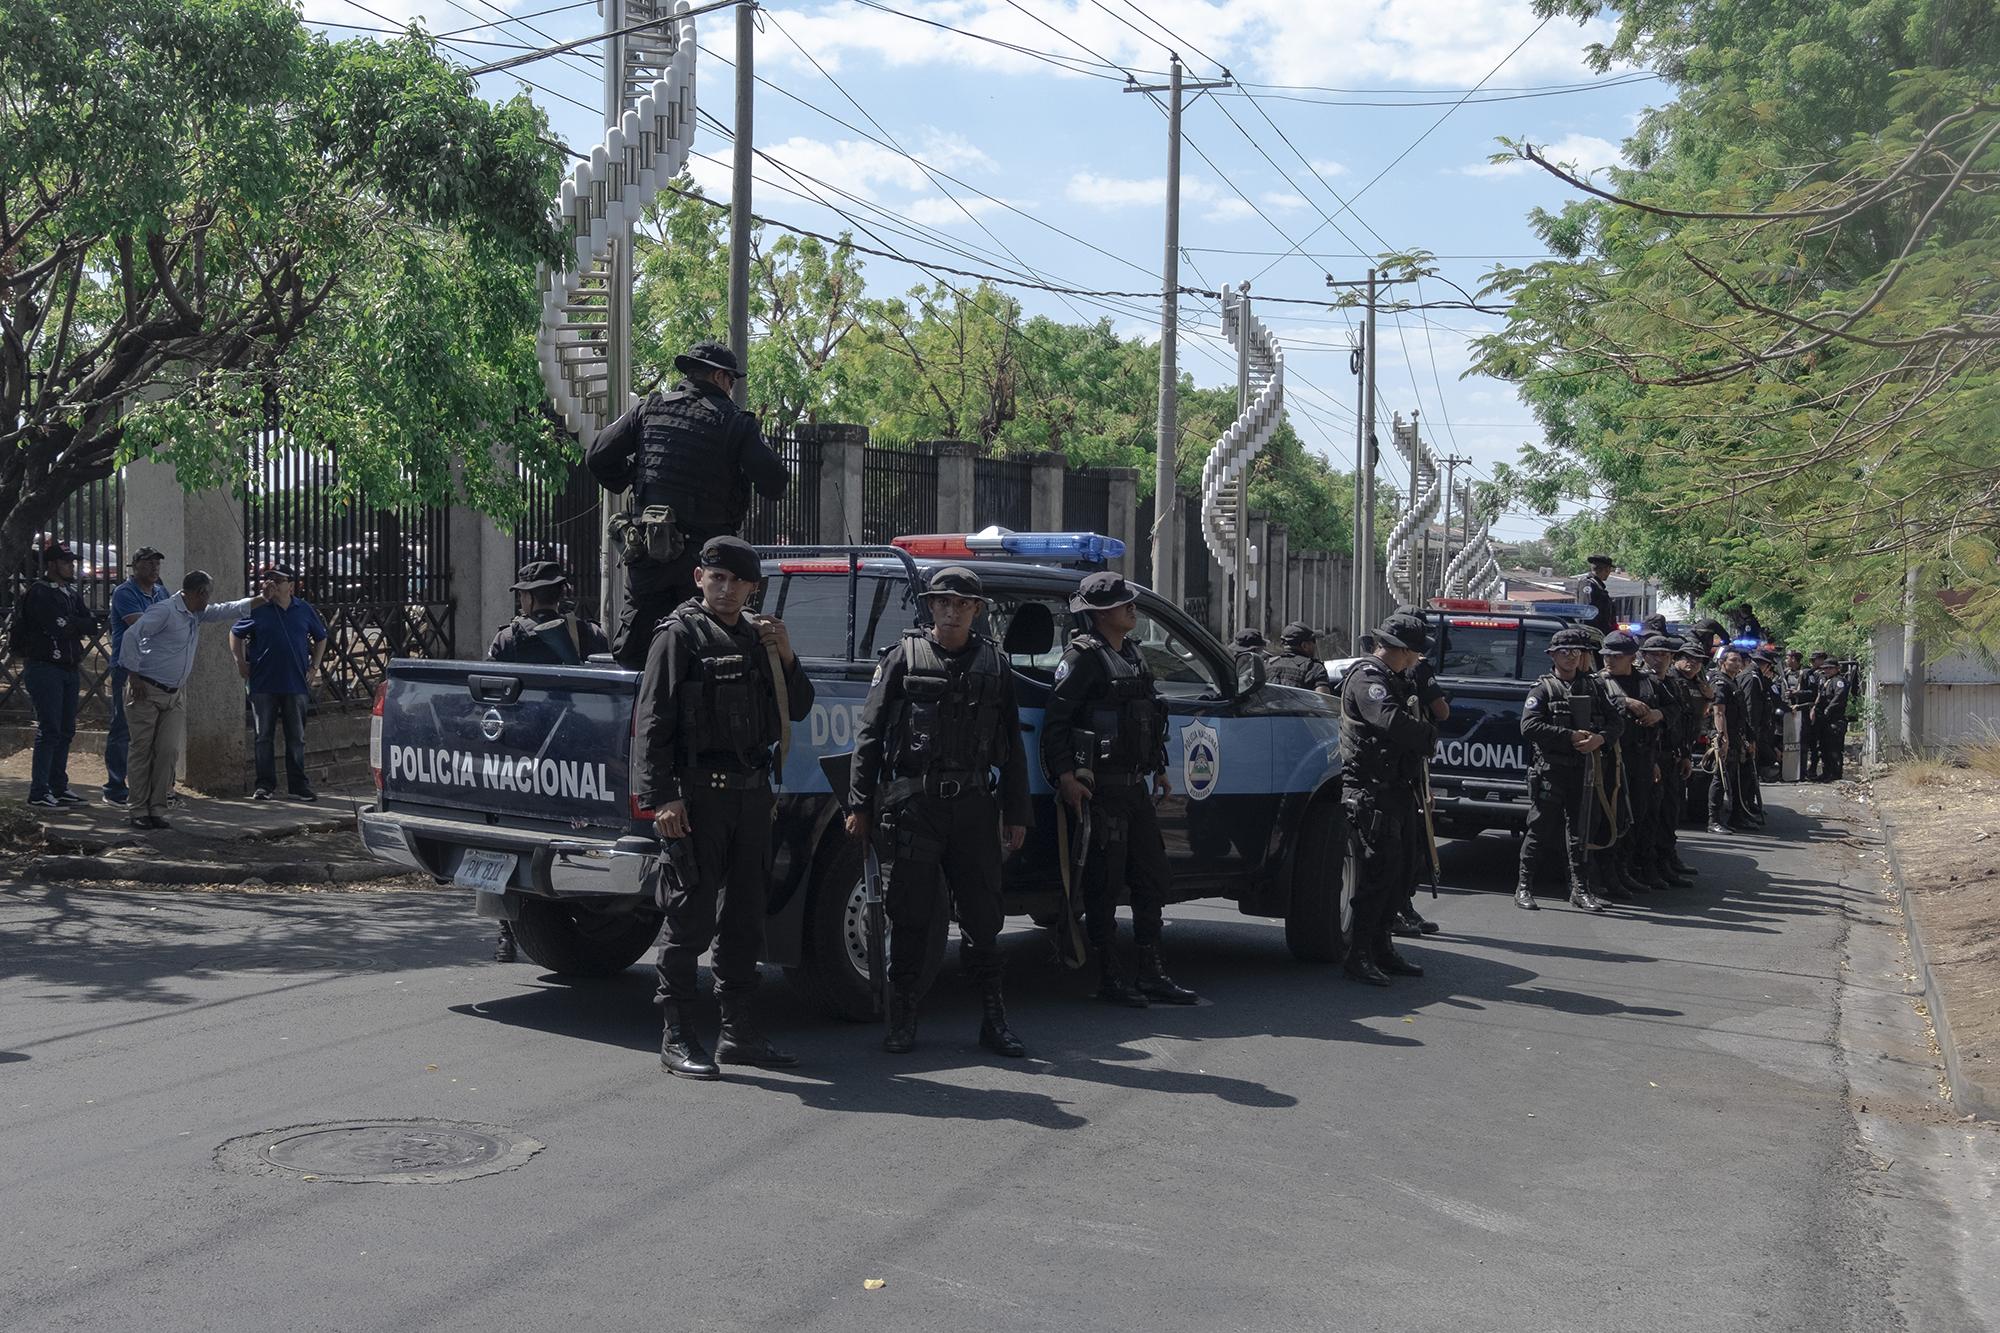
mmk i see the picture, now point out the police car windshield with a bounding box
[1438,620,1521,679]
[759,571,917,661]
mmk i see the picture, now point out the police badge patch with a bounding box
[1368,683,1389,703]
[1181,719,1220,801]
[1054,658,1072,684]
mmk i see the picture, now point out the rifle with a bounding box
[1049,730,1095,970]
[819,753,889,1020]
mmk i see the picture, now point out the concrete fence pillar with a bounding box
[450,504,516,651]
[1103,468,1138,577]
[1265,522,1289,633]
[934,441,976,532]
[804,423,868,546]
[1030,451,1065,531]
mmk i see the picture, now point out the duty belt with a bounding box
[1089,769,1148,788]
[681,766,770,792]
[882,771,994,805]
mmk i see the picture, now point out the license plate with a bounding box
[453,848,517,892]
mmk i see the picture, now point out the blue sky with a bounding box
[302,0,1661,543]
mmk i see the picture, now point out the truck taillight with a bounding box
[369,682,387,791]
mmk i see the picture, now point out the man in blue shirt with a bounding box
[102,546,171,806]
[230,563,328,802]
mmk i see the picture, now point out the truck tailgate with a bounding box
[379,659,641,831]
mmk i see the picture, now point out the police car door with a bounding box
[1127,596,1271,884]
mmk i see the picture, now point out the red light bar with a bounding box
[1449,617,1511,629]
[1431,597,1492,611]
[778,559,855,573]
[890,534,976,558]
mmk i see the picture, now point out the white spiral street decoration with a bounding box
[536,0,697,444]
[1384,412,1441,605]
[1201,288,1285,587]
[1441,479,1503,597]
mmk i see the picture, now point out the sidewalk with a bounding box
[1,744,407,886]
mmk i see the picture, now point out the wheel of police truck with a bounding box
[1285,800,1349,963]
[798,833,946,1022]
[510,897,664,978]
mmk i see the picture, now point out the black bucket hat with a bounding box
[1601,630,1640,655]
[1232,628,1267,649]
[1640,633,1679,653]
[924,565,989,603]
[696,535,762,582]
[1070,570,1137,613]
[1586,553,1615,567]
[675,339,742,380]
[511,560,567,593]
[1280,620,1316,646]
[1550,624,1602,652]
[1372,612,1430,653]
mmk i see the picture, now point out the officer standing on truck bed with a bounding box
[846,566,1030,1058]
[1041,572,1201,1008]
[1578,554,1618,637]
[1264,622,1335,696]
[586,341,790,670]
[1515,624,1625,913]
[1336,611,1438,984]
[635,536,815,1080]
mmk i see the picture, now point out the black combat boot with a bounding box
[1593,864,1633,902]
[883,988,918,1055]
[661,1005,720,1080]
[714,993,799,1068]
[493,921,517,963]
[1343,934,1392,987]
[977,979,1026,1058]
[1514,869,1540,911]
[1375,936,1424,978]
[1567,866,1606,913]
[1614,860,1651,895]
[1669,851,1699,877]
[1402,903,1442,935]
[1095,952,1150,1008]
[1134,944,1200,1005]
[1391,911,1423,939]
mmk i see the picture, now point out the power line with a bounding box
[462,0,744,76]
[1216,76,1657,109]
[843,0,1128,82]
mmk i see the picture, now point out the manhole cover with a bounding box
[215,1119,542,1184]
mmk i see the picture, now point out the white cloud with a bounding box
[902,196,1007,226]
[1263,191,1309,211]
[1309,159,1349,177]
[1461,132,1622,179]
[1065,172,1291,222]
[1066,172,1170,209]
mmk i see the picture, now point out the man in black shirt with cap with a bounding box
[1812,656,1852,782]
[1597,630,1667,894]
[1578,555,1618,637]
[1707,647,1752,832]
[14,537,100,809]
[1801,651,1830,778]
[847,565,1031,1058]
[487,561,610,666]
[1041,570,1200,1008]
[1336,610,1439,982]
[587,340,790,670]
[1515,624,1625,912]
[635,535,814,1079]
[1264,622,1335,695]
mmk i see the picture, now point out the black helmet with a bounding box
[924,565,988,603]
[1070,571,1137,613]
[1371,612,1429,653]
[675,339,742,380]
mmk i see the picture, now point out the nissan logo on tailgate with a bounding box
[480,708,505,742]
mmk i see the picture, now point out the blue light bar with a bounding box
[1533,603,1597,619]
[996,531,1125,562]
[1730,636,1761,650]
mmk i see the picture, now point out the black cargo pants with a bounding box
[612,545,703,671]
[1654,754,1686,862]
[1079,777,1172,950]
[880,789,1006,989]
[655,778,775,1003]
[1346,783,1424,949]
[1708,741,1743,827]
[1519,764,1589,893]
[1619,748,1659,875]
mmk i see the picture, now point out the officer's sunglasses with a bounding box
[1551,646,1588,659]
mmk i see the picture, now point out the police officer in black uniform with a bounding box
[1738,650,1772,825]
[1578,554,1618,636]
[14,538,100,808]
[1707,647,1752,833]
[846,566,1030,1057]
[486,561,610,666]
[1335,611,1438,983]
[1041,571,1200,1008]
[1642,634,1698,885]
[1813,656,1851,782]
[635,535,815,1079]
[1800,651,1829,778]
[1597,630,1667,894]
[1515,625,1625,912]
[586,341,791,670]
[1229,627,1268,673]
[1264,622,1335,696]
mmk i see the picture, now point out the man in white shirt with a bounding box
[118,570,265,830]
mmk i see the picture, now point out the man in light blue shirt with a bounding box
[102,546,171,806]
[117,570,265,830]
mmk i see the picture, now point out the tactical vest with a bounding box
[634,385,747,536]
[1074,634,1162,772]
[1599,670,1658,754]
[671,606,775,768]
[1525,672,1600,769]
[1265,649,1318,689]
[521,615,581,665]
[1339,659,1422,786]
[889,631,1008,780]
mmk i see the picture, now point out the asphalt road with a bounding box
[3,783,1995,1332]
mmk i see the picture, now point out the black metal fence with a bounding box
[1063,468,1111,535]
[0,472,126,726]
[743,429,823,546]
[973,456,1033,531]
[862,442,939,544]
[1181,491,1212,633]
[518,460,605,621]
[243,445,454,705]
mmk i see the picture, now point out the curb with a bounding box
[1877,811,1998,1121]
[31,853,414,887]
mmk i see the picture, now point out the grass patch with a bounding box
[1963,737,2000,780]
[1900,756,1959,787]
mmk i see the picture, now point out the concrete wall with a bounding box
[1867,621,2000,761]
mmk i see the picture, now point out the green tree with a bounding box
[1,0,568,574]
[1474,0,2000,647]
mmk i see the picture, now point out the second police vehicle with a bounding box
[357,530,1348,1018]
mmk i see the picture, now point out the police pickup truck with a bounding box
[357,531,1346,1019]
[1328,599,1599,839]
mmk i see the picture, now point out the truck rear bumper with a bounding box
[355,808,657,898]
[1431,777,1530,830]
